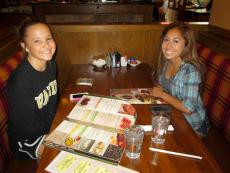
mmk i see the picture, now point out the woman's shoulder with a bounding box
[179,63,201,82]
[46,59,57,74]
[181,63,199,74]
[7,59,32,86]
[50,58,57,65]
[48,58,57,68]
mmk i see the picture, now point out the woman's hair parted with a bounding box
[18,17,36,43]
[18,17,52,42]
[18,17,37,57]
[155,22,205,82]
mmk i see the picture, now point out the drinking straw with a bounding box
[149,147,202,160]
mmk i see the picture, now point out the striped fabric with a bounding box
[0,51,23,173]
[197,43,230,141]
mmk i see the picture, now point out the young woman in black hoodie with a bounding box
[7,18,58,159]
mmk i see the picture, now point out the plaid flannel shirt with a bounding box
[159,62,209,136]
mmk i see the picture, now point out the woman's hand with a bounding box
[151,85,165,98]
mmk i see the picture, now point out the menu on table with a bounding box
[44,95,137,164]
[67,95,137,133]
[110,88,165,104]
[45,151,139,173]
[44,120,125,164]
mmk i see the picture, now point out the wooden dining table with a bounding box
[36,64,222,173]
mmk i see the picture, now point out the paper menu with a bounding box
[44,120,125,164]
[44,95,136,164]
[67,95,136,133]
[74,95,136,116]
[110,88,165,104]
[45,151,139,173]
[45,120,118,145]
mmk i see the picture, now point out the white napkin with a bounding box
[140,125,174,132]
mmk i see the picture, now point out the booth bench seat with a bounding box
[197,42,230,173]
[0,51,37,173]
[197,43,230,140]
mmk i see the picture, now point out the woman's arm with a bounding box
[152,64,201,115]
[152,86,192,115]
[7,82,45,138]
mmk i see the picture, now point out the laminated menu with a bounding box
[44,95,136,164]
[44,120,125,164]
[110,88,165,104]
[45,151,139,173]
[67,95,136,133]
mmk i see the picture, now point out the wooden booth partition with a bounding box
[50,24,208,93]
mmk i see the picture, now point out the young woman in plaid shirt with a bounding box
[152,22,209,137]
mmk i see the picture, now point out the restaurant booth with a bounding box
[0,1,230,173]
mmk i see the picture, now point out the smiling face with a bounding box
[21,23,56,70]
[161,28,186,62]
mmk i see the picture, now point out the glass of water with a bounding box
[124,125,144,159]
[151,112,170,144]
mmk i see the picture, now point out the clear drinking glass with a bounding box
[151,112,170,144]
[124,125,144,159]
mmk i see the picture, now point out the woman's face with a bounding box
[162,28,186,61]
[21,23,56,63]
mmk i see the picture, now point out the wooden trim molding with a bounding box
[197,25,230,57]
[209,25,230,40]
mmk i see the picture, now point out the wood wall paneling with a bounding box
[50,24,208,93]
[0,24,208,93]
[198,25,230,57]
[32,4,153,24]
[52,31,72,93]
[0,26,20,64]
[209,0,230,31]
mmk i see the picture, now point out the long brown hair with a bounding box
[155,22,205,82]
